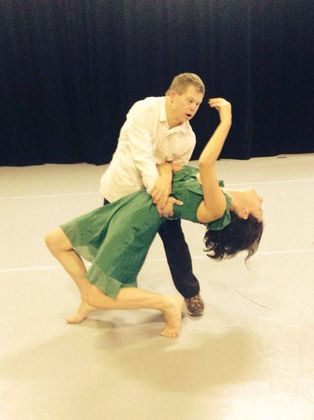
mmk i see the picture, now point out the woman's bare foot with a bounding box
[66,300,96,324]
[161,296,184,338]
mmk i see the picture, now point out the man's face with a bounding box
[169,85,204,125]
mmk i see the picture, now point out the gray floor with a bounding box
[1,154,314,420]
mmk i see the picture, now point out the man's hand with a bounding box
[150,162,173,208]
[156,196,183,217]
[150,175,171,207]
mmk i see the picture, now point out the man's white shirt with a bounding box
[100,96,196,202]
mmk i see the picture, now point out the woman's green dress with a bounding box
[61,166,232,298]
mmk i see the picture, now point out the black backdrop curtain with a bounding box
[0,0,313,166]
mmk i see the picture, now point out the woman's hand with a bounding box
[208,98,232,125]
[171,163,183,172]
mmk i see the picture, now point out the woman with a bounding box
[45,98,263,338]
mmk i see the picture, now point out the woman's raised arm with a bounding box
[196,98,232,224]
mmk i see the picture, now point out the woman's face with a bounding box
[245,188,263,221]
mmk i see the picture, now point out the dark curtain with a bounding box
[0,0,313,166]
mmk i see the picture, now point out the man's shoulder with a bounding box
[131,96,163,112]
[126,97,164,124]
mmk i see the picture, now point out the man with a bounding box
[99,73,205,315]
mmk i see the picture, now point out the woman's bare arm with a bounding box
[196,98,232,223]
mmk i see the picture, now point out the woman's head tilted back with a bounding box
[204,211,264,262]
[204,186,264,262]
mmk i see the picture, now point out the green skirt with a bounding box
[61,190,163,299]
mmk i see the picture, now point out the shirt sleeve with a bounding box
[126,101,159,192]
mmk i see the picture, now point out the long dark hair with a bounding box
[204,212,263,262]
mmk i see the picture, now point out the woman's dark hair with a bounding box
[204,211,263,262]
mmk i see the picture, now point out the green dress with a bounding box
[61,166,232,298]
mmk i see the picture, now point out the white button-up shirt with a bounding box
[100,96,196,202]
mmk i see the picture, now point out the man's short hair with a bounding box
[166,73,205,95]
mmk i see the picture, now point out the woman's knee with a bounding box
[45,228,69,253]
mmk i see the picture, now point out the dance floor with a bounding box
[1,154,314,420]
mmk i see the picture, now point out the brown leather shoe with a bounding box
[185,294,204,316]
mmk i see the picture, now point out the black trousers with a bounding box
[104,198,200,298]
[158,218,200,298]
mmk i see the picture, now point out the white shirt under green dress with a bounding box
[61,166,232,299]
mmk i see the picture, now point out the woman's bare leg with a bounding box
[88,285,184,338]
[45,227,96,323]
[45,227,183,337]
